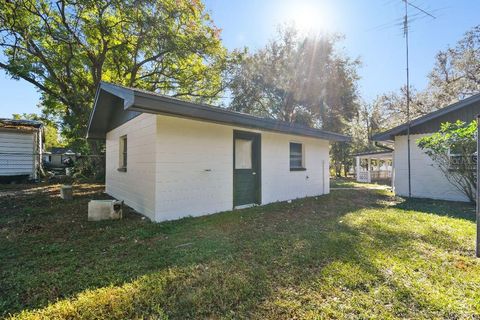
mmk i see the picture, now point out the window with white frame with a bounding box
[290,142,305,171]
[118,135,127,171]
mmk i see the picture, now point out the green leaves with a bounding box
[12,113,65,149]
[418,120,477,156]
[228,26,360,129]
[429,25,480,106]
[0,0,235,148]
[417,120,477,202]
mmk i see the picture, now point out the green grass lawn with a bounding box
[1,183,480,319]
[330,176,391,189]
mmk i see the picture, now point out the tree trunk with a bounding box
[88,139,106,180]
[344,164,350,177]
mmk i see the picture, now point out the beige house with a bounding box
[87,82,349,222]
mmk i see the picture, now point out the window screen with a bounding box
[290,142,303,169]
[120,136,127,169]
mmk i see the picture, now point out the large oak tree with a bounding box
[0,0,237,150]
[229,27,360,129]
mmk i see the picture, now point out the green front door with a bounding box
[233,131,261,207]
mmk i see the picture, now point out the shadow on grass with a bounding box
[2,185,479,318]
[392,196,475,222]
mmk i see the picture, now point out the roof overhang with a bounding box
[372,92,480,142]
[352,151,393,159]
[0,118,43,133]
[87,82,351,142]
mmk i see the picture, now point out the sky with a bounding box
[0,0,479,118]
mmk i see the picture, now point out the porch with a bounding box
[354,150,393,185]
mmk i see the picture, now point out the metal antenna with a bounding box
[402,0,436,198]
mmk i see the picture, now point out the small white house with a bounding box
[44,147,78,168]
[0,118,43,180]
[373,93,480,202]
[87,82,349,222]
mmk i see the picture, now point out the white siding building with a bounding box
[0,119,43,180]
[373,93,480,202]
[88,82,347,222]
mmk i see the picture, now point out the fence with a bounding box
[0,152,105,181]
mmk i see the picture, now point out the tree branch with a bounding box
[0,61,68,105]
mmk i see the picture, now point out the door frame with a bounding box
[233,130,261,207]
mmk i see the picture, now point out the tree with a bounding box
[0,0,237,150]
[229,26,361,176]
[369,25,480,136]
[346,102,382,151]
[428,25,480,106]
[417,120,477,203]
[229,26,360,127]
[12,113,64,150]
[370,86,437,131]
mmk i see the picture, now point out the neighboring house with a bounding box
[353,150,393,184]
[87,82,350,222]
[43,147,77,168]
[372,93,480,202]
[0,118,43,181]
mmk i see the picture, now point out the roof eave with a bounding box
[127,90,350,141]
[87,82,351,142]
[372,93,480,142]
[86,82,135,139]
[371,132,395,142]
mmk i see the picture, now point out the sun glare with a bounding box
[279,1,331,33]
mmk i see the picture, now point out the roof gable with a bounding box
[372,93,480,141]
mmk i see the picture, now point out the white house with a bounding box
[87,82,349,222]
[0,118,43,181]
[353,150,393,184]
[44,147,78,168]
[372,93,480,202]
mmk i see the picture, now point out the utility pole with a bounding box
[404,0,411,197]
[402,0,435,198]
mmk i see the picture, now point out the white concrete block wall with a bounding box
[153,115,330,221]
[261,132,330,204]
[106,113,331,222]
[154,116,234,221]
[394,134,469,202]
[105,113,157,219]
